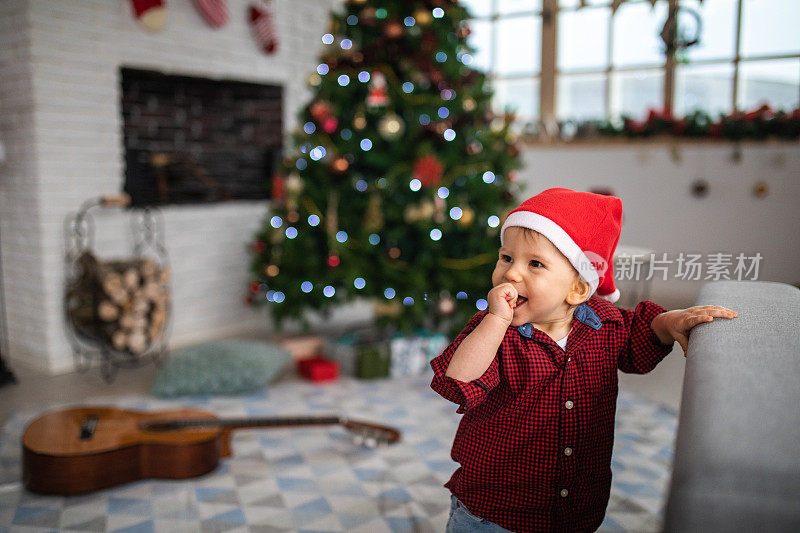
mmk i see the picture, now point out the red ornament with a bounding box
[327,255,340,268]
[249,281,261,293]
[310,100,333,122]
[323,116,339,134]
[244,294,254,305]
[271,173,285,200]
[253,240,267,254]
[412,153,444,188]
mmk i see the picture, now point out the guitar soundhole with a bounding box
[80,415,99,440]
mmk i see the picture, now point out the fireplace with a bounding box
[120,67,283,207]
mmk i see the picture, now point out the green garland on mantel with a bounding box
[566,105,800,142]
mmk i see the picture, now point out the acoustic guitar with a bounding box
[22,406,401,495]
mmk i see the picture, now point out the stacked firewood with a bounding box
[66,251,170,354]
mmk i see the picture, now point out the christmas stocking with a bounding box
[191,0,228,29]
[130,0,167,32]
[248,0,279,55]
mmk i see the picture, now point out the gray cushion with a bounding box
[664,280,800,532]
[151,340,292,397]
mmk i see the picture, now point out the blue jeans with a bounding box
[446,495,513,533]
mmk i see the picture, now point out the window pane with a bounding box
[675,63,734,116]
[737,59,800,110]
[610,69,664,118]
[557,73,606,120]
[495,16,541,75]
[681,0,737,62]
[559,0,610,8]
[467,19,493,73]
[460,0,492,18]
[498,0,542,15]
[492,77,540,123]
[612,2,668,67]
[558,7,610,71]
[741,0,800,58]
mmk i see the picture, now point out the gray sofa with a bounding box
[664,280,800,532]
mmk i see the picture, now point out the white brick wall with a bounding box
[1,0,798,374]
[0,0,342,373]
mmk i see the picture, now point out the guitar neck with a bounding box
[143,416,342,432]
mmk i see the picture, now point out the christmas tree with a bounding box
[248,0,523,333]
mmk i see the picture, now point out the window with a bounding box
[462,0,800,128]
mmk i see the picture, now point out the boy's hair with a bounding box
[517,227,592,309]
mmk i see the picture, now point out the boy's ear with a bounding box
[567,276,592,306]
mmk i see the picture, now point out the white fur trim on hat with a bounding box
[501,211,601,295]
[596,287,620,303]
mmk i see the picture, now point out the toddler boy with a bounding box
[430,188,737,532]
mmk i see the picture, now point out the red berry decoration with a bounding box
[327,255,340,268]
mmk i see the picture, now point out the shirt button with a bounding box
[560,489,569,498]
[564,400,574,410]
[564,447,573,456]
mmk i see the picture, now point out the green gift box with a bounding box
[355,341,391,379]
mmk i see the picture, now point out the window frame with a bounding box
[470,0,800,126]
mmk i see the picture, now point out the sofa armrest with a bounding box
[664,280,800,532]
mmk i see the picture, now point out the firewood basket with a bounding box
[63,194,171,382]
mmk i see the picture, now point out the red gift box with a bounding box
[297,356,339,382]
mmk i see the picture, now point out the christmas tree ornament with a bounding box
[285,173,304,195]
[458,206,475,226]
[412,153,444,188]
[266,264,279,277]
[384,21,404,39]
[307,73,322,87]
[466,141,482,155]
[310,101,333,122]
[366,72,389,107]
[463,98,476,111]
[249,0,279,54]
[353,112,367,130]
[360,6,377,25]
[191,0,228,28]
[331,156,349,174]
[253,240,267,254]
[378,112,405,140]
[414,9,432,25]
[327,255,341,268]
[286,210,300,223]
[388,247,401,259]
[130,0,167,32]
[271,173,285,201]
[322,116,339,134]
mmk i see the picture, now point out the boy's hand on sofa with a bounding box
[650,306,738,357]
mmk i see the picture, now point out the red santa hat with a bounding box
[500,187,622,303]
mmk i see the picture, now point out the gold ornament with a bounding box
[384,22,404,39]
[378,112,405,140]
[265,265,279,277]
[286,173,304,194]
[353,112,367,130]
[458,206,475,226]
[307,73,321,87]
[463,98,476,111]
[331,156,349,174]
[414,9,432,25]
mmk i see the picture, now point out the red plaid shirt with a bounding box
[430,297,672,533]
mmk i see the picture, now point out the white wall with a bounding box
[1,1,798,374]
[518,142,800,306]
[0,0,340,373]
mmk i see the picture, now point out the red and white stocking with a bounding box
[191,0,228,29]
[248,0,279,55]
[130,0,167,32]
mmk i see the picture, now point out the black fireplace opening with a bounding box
[121,67,283,207]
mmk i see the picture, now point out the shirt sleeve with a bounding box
[617,300,675,374]
[429,311,502,413]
